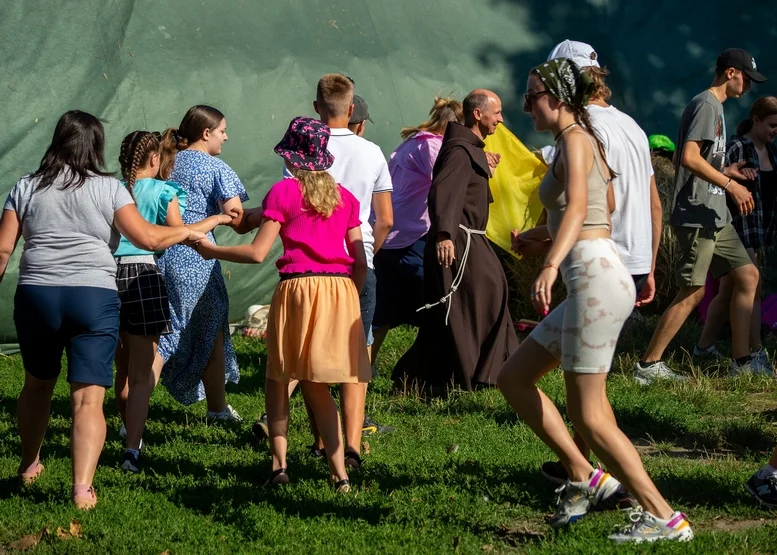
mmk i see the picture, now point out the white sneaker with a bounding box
[729,358,772,377]
[609,510,693,543]
[207,405,244,425]
[549,469,622,528]
[633,361,689,385]
[749,350,774,377]
[119,424,143,450]
[692,344,724,360]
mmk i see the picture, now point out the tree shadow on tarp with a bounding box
[478,0,777,146]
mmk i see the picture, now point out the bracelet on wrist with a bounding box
[541,262,558,271]
[723,178,731,191]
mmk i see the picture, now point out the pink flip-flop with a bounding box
[18,460,44,485]
[72,484,98,510]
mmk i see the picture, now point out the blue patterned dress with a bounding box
[157,150,248,405]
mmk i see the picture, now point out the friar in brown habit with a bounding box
[392,89,518,391]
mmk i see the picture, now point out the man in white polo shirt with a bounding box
[529,41,662,497]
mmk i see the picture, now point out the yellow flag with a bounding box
[484,124,548,259]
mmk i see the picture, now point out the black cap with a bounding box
[717,48,767,83]
[349,95,373,124]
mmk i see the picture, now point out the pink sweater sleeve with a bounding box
[261,180,289,223]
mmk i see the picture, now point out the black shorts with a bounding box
[116,261,172,336]
[14,285,120,387]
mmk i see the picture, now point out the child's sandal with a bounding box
[18,460,44,486]
[72,485,98,510]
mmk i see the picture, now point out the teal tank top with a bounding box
[113,178,187,257]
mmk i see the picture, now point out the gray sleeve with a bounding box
[4,180,26,213]
[685,101,718,144]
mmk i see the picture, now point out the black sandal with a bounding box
[344,450,362,469]
[332,478,351,493]
[265,467,289,487]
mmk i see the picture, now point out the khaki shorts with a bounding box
[673,224,753,287]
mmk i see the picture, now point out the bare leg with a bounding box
[202,330,227,413]
[642,286,705,362]
[696,276,733,350]
[124,334,161,451]
[497,337,593,482]
[266,377,289,471]
[18,373,57,472]
[370,325,391,367]
[114,333,130,423]
[729,264,759,359]
[341,382,366,454]
[769,447,777,469]
[565,372,673,518]
[302,381,348,482]
[71,383,107,486]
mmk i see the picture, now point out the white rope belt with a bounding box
[417,223,486,326]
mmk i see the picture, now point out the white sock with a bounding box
[757,464,777,480]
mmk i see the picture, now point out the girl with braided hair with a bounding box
[113,130,232,473]
[497,59,693,543]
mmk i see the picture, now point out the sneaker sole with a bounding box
[610,528,694,544]
[121,461,140,473]
[744,482,777,509]
[633,374,652,386]
[548,512,587,528]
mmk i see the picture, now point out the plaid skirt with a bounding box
[116,258,172,336]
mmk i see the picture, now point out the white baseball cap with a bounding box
[546,40,600,68]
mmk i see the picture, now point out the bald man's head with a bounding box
[463,89,503,137]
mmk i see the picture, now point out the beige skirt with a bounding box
[266,275,371,384]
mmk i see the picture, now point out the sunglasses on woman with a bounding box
[523,90,550,111]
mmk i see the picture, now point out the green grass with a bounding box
[1,318,776,554]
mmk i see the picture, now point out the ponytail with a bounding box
[401,97,464,139]
[572,105,617,179]
[157,128,181,179]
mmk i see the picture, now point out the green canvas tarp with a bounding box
[1,0,776,345]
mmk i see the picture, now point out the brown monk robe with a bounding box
[392,121,518,391]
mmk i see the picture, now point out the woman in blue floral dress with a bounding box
[157,105,248,421]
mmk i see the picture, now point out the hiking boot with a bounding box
[749,350,774,377]
[609,510,693,543]
[362,415,393,436]
[252,413,269,440]
[744,471,777,509]
[633,361,689,385]
[207,405,244,425]
[549,469,621,528]
[693,343,724,360]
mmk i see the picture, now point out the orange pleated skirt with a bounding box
[266,275,371,384]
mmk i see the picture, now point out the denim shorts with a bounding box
[360,268,377,346]
[14,285,120,387]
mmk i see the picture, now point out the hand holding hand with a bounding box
[725,160,757,182]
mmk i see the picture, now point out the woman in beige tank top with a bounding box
[497,59,693,543]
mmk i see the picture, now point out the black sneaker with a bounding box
[596,488,641,512]
[121,450,141,473]
[540,461,569,485]
[362,415,394,436]
[252,413,269,440]
[540,460,598,485]
[745,471,777,509]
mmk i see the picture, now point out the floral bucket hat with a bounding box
[274,116,335,171]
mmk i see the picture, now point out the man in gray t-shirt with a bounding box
[635,48,766,383]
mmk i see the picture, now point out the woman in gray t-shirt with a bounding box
[0,110,206,510]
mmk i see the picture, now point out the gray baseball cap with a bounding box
[350,94,373,124]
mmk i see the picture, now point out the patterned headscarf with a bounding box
[532,58,594,108]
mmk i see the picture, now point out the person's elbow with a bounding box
[377,212,393,231]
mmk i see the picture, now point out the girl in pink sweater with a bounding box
[196,117,370,491]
